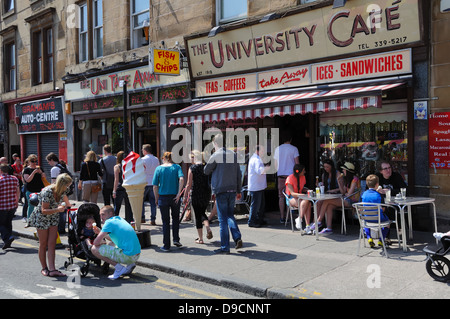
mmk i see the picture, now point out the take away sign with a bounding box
[150,48,180,76]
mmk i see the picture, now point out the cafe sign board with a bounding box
[64,66,189,101]
[195,49,411,98]
[429,112,450,169]
[15,97,65,134]
[186,0,420,80]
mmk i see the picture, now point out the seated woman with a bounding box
[285,164,312,234]
[313,161,360,235]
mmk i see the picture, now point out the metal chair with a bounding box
[352,202,399,258]
[335,189,361,235]
[282,190,298,232]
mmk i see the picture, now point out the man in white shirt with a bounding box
[273,131,299,223]
[141,144,160,225]
[247,145,268,227]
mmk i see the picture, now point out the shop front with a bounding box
[169,0,426,212]
[64,64,191,172]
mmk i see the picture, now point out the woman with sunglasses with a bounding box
[23,154,45,227]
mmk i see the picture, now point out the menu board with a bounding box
[429,112,450,169]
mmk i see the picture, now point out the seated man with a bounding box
[91,205,141,280]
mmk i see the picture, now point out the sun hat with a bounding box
[341,162,355,174]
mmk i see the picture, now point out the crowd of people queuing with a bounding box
[0,131,410,278]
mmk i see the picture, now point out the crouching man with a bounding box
[91,205,141,280]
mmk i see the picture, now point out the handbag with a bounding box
[86,162,102,193]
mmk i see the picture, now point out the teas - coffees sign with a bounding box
[429,112,450,169]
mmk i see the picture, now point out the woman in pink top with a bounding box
[285,164,312,234]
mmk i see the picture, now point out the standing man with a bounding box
[204,134,243,254]
[100,145,116,206]
[141,144,159,225]
[273,131,299,223]
[0,164,20,250]
[247,145,268,228]
[91,205,141,280]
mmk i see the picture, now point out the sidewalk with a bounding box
[11,201,450,299]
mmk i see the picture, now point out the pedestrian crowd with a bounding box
[0,131,410,279]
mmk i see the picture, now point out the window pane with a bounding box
[221,0,247,21]
[133,12,150,29]
[9,44,15,67]
[80,4,88,32]
[47,56,53,82]
[133,0,148,14]
[10,69,15,91]
[80,33,88,61]
[94,28,103,58]
[94,0,103,27]
[47,29,52,54]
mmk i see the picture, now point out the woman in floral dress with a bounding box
[29,173,73,277]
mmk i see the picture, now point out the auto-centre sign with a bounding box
[186,0,421,81]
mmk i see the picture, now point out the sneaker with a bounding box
[310,221,322,231]
[213,248,230,255]
[295,217,302,230]
[108,264,128,280]
[2,237,14,250]
[377,240,384,247]
[235,239,243,249]
[124,263,136,275]
[319,228,333,235]
[160,246,170,252]
[304,225,312,235]
[434,232,444,240]
[173,241,183,248]
[368,238,375,248]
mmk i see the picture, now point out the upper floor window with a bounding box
[131,0,149,49]
[79,0,103,63]
[3,0,14,14]
[217,0,247,24]
[32,27,53,85]
[301,0,318,3]
[4,41,16,91]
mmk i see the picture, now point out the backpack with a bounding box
[56,163,75,196]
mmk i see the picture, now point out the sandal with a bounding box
[41,268,49,276]
[195,238,204,244]
[48,269,66,277]
[206,230,213,240]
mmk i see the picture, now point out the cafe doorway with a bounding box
[134,111,158,158]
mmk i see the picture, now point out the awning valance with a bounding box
[168,82,404,126]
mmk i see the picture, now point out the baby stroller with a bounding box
[64,203,109,277]
[424,236,450,282]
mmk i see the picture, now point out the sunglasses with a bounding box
[30,160,37,163]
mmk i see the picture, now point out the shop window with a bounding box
[301,0,317,3]
[79,0,103,62]
[131,0,149,49]
[4,41,16,92]
[32,27,53,85]
[217,0,247,25]
[319,107,408,188]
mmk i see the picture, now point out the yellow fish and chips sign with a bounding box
[150,48,180,76]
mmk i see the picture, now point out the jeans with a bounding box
[215,192,241,252]
[158,195,180,249]
[114,189,133,223]
[0,209,16,243]
[102,184,114,206]
[248,190,265,226]
[142,185,157,221]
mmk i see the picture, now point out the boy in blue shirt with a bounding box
[361,174,390,248]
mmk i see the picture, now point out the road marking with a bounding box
[13,240,230,299]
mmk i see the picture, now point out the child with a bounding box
[361,174,390,248]
[80,215,97,247]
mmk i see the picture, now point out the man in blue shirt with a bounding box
[361,174,389,248]
[92,205,141,280]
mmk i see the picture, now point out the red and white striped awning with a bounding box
[168,83,403,126]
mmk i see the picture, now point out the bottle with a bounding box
[316,187,320,198]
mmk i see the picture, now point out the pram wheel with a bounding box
[80,263,89,277]
[426,255,450,282]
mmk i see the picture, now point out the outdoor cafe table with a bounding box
[385,197,437,252]
[297,193,344,240]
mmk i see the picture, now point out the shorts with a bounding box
[98,244,140,265]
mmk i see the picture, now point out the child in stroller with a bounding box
[423,231,450,282]
[65,203,109,277]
